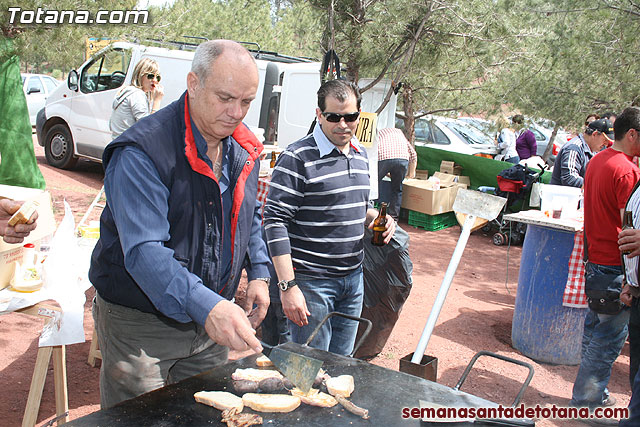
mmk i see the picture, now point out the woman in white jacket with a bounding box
[109,58,164,139]
[496,116,520,164]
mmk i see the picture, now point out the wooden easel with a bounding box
[17,303,68,427]
[76,186,105,368]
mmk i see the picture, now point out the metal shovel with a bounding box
[404,189,507,375]
[260,340,324,393]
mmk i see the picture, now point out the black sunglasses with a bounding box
[146,73,161,82]
[321,111,360,123]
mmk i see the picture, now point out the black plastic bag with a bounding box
[354,225,413,360]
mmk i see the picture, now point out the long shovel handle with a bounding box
[410,214,476,364]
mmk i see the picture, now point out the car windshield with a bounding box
[459,118,493,135]
[441,121,494,145]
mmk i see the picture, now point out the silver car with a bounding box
[21,73,61,126]
[396,115,497,157]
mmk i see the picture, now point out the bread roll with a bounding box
[8,201,37,226]
[232,368,283,382]
[241,393,300,413]
[256,355,274,367]
[290,387,337,408]
[325,375,355,398]
[194,391,243,412]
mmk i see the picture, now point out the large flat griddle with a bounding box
[67,342,500,426]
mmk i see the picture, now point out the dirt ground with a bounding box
[0,137,632,426]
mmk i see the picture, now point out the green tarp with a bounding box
[415,145,551,189]
[0,38,46,190]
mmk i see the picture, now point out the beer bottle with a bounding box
[623,210,634,255]
[270,151,277,169]
[371,203,388,246]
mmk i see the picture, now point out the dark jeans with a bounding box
[620,363,640,426]
[260,260,291,346]
[630,298,640,387]
[261,300,291,346]
[378,158,409,220]
[622,298,640,426]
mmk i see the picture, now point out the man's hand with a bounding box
[242,279,270,329]
[204,300,262,354]
[621,283,634,307]
[619,228,640,258]
[367,211,397,245]
[0,199,38,244]
[280,286,310,327]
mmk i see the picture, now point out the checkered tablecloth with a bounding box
[257,176,270,219]
[562,231,588,308]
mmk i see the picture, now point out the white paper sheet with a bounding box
[0,201,94,347]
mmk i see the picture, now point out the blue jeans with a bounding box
[570,262,629,408]
[378,158,409,219]
[290,267,364,356]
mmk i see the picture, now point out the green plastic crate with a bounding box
[408,210,458,231]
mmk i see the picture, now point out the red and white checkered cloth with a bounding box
[377,128,417,162]
[562,231,588,308]
[257,176,270,222]
[257,176,270,206]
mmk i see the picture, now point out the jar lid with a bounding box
[23,243,35,248]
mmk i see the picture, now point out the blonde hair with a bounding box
[131,58,159,90]
[495,116,509,131]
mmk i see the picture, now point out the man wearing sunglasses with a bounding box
[263,79,396,356]
[90,40,271,408]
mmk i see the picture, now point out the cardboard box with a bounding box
[447,182,469,208]
[440,160,463,176]
[401,179,458,215]
[0,185,56,288]
[433,171,470,186]
[415,169,429,180]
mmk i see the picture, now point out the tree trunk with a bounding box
[402,84,415,144]
[541,125,559,163]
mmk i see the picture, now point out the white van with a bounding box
[36,41,396,171]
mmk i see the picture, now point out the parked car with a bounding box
[461,115,572,165]
[525,120,572,164]
[21,73,61,126]
[457,116,497,139]
[396,115,498,157]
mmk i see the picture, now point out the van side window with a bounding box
[80,48,131,94]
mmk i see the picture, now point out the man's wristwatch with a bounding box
[278,279,298,292]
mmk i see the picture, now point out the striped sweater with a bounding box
[263,125,371,278]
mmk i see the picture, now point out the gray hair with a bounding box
[191,40,256,83]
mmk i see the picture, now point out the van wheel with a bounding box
[45,124,77,169]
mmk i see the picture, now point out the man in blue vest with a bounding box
[89,40,271,408]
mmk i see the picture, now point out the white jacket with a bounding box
[498,128,518,159]
[109,86,150,139]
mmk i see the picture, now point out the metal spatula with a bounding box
[260,340,323,393]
